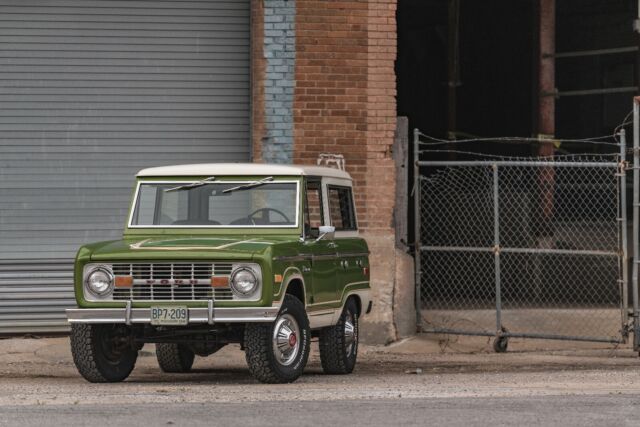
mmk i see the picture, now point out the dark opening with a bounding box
[397,0,637,145]
[556,0,637,139]
[398,0,639,245]
[397,0,535,144]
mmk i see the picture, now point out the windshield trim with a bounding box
[127,179,301,229]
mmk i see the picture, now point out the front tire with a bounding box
[70,323,138,383]
[319,298,359,374]
[244,295,311,383]
[156,343,195,373]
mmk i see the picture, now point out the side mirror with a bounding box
[316,225,336,242]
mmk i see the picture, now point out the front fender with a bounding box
[273,265,309,305]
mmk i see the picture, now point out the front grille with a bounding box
[112,263,234,301]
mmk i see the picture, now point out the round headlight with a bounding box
[86,267,113,296]
[230,267,258,296]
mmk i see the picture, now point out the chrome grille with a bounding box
[112,262,234,301]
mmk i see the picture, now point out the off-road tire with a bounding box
[156,343,195,373]
[319,298,359,374]
[70,323,138,383]
[244,295,310,384]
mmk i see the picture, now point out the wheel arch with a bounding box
[282,272,307,306]
[345,294,362,316]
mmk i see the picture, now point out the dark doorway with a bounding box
[397,0,535,143]
[556,0,637,139]
[397,0,638,145]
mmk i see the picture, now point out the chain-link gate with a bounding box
[413,129,634,349]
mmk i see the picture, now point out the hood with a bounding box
[88,235,296,262]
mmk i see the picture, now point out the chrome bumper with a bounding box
[66,304,280,325]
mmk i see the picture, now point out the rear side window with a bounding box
[327,186,356,231]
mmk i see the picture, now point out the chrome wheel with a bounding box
[318,299,359,375]
[272,313,301,366]
[344,311,357,356]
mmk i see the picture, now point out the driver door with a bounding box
[304,179,338,306]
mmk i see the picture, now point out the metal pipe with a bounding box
[413,128,422,332]
[542,86,639,98]
[422,329,495,338]
[538,0,555,157]
[421,246,493,253]
[499,332,624,344]
[493,164,502,334]
[620,129,629,330]
[537,0,556,256]
[447,0,460,149]
[633,99,640,350]
[423,328,624,344]
[421,245,619,257]
[417,160,617,168]
[545,46,638,59]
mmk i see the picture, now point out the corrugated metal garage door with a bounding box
[0,0,251,333]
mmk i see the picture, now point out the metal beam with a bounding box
[545,46,638,59]
[537,0,555,155]
[417,160,616,167]
[543,86,639,98]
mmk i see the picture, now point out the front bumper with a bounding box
[66,303,280,325]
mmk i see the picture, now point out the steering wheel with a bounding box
[248,208,291,225]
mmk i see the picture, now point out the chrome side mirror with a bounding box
[316,225,336,242]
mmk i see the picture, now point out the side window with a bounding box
[305,180,323,237]
[328,186,356,231]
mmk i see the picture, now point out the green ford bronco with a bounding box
[66,163,371,384]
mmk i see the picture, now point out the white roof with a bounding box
[137,163,352,180]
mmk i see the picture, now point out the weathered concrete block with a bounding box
[394,249,416,339]
[360,232,397,345]
[359,232,416,345]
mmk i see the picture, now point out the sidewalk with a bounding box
[0,333,639,411]
[1,333,637,380]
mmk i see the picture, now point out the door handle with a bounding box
[302,266,311,273]
[327,242,338,249]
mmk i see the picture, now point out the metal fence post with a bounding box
[619,129,629,331]
[493,163,502,335]
[633,100,640,350]
[413,128,422,331]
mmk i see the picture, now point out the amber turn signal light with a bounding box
[211,276,230,288]
[114,276,133,288]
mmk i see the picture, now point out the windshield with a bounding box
[129,180,299,228]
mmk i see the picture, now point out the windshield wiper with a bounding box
[222,176,274,194]
[165,176,216,192]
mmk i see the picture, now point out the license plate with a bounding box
[150,306,188,326]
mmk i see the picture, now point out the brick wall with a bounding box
[252,0,404,342]
[364,0,397,232]
[292,0,400,343]
[251,0,265,162]
[253,0,397,231]
[253,0,297,164]
[293,0,396,233]
[263,0,297,163]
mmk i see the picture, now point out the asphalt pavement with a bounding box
[1,395,639,427]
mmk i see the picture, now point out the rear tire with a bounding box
[319,298,359,374]
[156,343,195,373]
[244,295,310,383]
[70,323,138,383]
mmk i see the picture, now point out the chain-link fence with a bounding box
[414,132,629,347]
